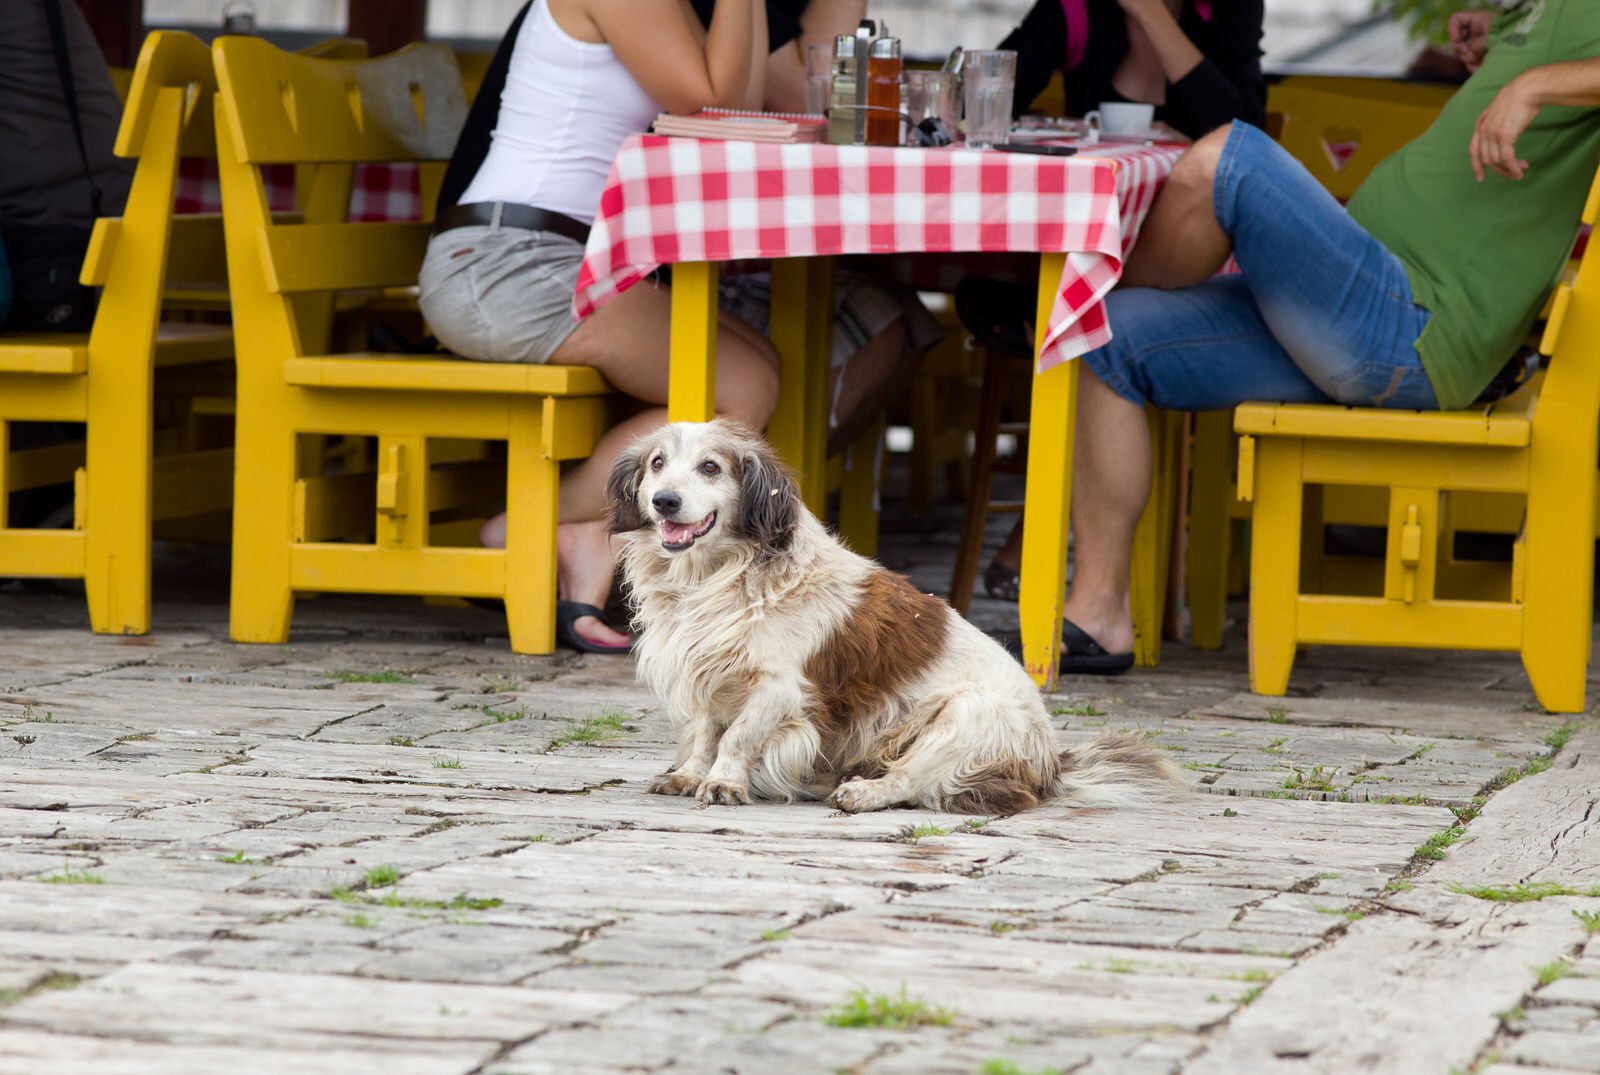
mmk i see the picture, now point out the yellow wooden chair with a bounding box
[211,36,614,654]
[1231,166,1600,713]
[1185,85,1456,650]
[1,31,234,634]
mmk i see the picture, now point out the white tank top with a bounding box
[459,0,661,225]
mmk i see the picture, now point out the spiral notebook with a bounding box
[652,108,827,144]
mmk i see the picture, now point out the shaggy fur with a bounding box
[607,420,1184,814]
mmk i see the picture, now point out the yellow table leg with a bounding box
[668,261,718,424]
[768,257,834,515]
[1018,253,1071,690]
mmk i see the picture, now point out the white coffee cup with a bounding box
[1084,101,1156,137]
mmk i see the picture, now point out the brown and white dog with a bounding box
[606,420,1181,814]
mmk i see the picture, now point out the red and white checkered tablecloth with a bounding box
[574,135,1184,370]
[173,159,422,221]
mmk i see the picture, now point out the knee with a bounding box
[1165,125,1230,204]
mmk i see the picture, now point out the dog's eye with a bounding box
[649,455,665,472]
[698,460,721,477]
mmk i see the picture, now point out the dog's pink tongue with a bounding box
[660,520,698,544]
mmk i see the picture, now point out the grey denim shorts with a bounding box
[417,224,585,365]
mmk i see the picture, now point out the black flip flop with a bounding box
[999,617,1133,677]
[462,597,632,655]
[554,600,632,655]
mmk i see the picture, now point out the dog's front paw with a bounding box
[649,771,703,797]
[697,778,750,806]
[829,778,891,814]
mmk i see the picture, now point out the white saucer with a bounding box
[1091,127,1175,144]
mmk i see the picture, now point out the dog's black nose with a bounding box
[651,490,682,517]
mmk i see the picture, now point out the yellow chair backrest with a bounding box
[1268,77,1455,200]
[211,36,466,362]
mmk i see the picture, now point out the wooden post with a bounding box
[348,0,427,55]
[76,0,142,68]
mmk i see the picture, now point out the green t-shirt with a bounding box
[1346,0,1600,410]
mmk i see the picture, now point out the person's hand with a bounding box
[1113,0,1172,26]
[1449,9,1494,73]
[1470,74,1539,181]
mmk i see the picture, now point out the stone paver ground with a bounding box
[1,499,1598,1075]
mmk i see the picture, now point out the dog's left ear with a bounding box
[736,444,800,556]
[605,445,649,534]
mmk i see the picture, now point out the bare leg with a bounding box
[481,283,782,648]
[1120,127,1234,291]
[827,318,919,456]
[1057,365,1150,655]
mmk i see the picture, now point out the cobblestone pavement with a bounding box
[1,516,1597,1075]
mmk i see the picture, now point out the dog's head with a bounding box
[606,420,800,563]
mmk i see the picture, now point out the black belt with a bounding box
[432,202,591,246]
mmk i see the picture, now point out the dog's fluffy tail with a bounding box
[1052,731,1187,808]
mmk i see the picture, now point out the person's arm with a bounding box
[1000,0,1069,118]
[764,0,862,113]
[1471,55,1600,181]
[592,0,757,115]
[1147,0,1266,137]
[741,0,769,109]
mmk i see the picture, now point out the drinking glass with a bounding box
[904,70,959,137]
[961,49,1016,149]
[805,43,832,116]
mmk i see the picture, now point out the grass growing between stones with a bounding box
[365,865,401,888]
[548,711,632,750]
[432,756,463,769]
[978,1061,1063,1075]
[1413,824,1465,863]
[902,822,952,841]
[1533,959,1571,986]
[38,866,103,885]
[1573,909,1600,933]
[216,851,258,865]
[1052,702,1105,717]
[332,669,414,684]
[1449,881,1600,902]
[823,985,954,1029]
[0,972,83,1006]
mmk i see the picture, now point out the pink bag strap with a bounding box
[1059,0,1088,73]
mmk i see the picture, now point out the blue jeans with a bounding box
[1082,121,1438,412]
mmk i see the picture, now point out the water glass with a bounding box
[904,70,959,137]
[962,49,1017,149]
[805,42,832,116]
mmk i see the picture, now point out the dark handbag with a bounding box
[1,223,96,332]
[0,0,103,333]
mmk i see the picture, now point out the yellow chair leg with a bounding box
[1520,454,1593,713]
[1247,439,1304,697]
[83,374,154,638]
[1018,253,1070,689]
[229,408,297,645]
[838,414,885,558]
[1186,411,1233,650]
[503,404,558,656]
[1130,408,1174,668]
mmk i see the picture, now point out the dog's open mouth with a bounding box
[659,511,717,551]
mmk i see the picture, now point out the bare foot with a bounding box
[477,514,629,650]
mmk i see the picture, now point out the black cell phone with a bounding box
[994,143,1079,156]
